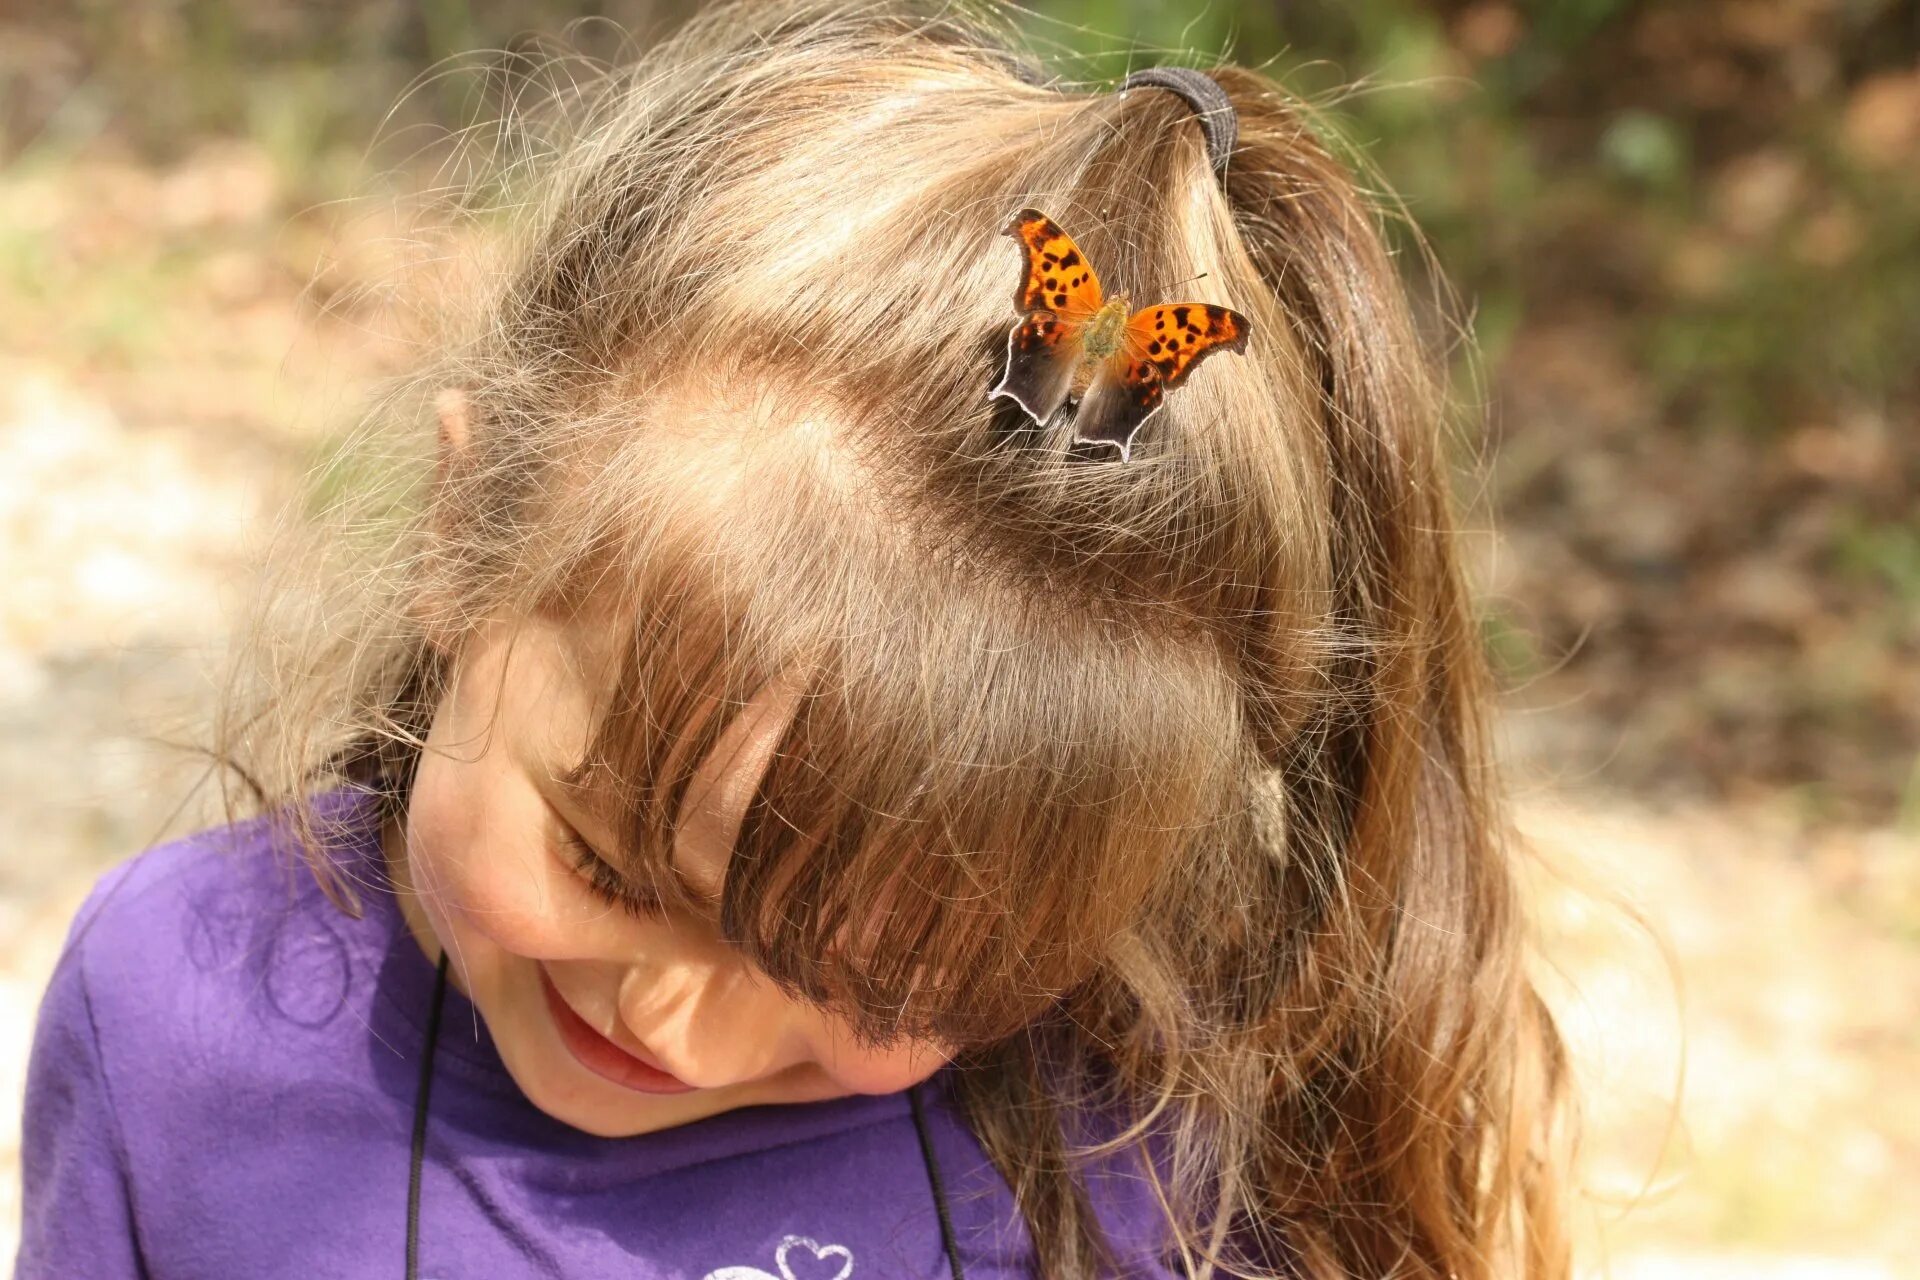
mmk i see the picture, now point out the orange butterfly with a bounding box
[988,208,1250,461]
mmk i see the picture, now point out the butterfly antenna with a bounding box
[1164,270,1211,290]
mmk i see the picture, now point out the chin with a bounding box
[477,983,719,1137]
[524,1077,723,1139]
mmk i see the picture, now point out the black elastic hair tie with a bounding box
[1119,66,1239,175]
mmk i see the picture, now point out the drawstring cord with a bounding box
[405,949,450,1280]
[403,949,964,1279]
[910,1082,968,1280]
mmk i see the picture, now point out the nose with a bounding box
[611,953,812,1089]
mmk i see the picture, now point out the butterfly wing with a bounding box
[1072,303,1251,460]
[989,209,1105,425]
[1071,356,1165,462]
[1126,303,1250,388]
[991,310,1084,426]
[1004,208,1103,317]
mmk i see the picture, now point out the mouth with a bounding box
[537,965,697,1095]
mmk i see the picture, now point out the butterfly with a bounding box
[988,208,1251,461]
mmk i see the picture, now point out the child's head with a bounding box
[382,604,954,1138]
[223,2,1568,1275]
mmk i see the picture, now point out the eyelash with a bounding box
[556,826,666,921]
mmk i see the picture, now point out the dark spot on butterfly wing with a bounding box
[1124,303,1253,387]
[1006,209,1074,312]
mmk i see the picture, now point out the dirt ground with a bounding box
[3,143,1916,1279]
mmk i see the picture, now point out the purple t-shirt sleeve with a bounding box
[14,866,148,1279]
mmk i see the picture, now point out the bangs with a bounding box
[547,436,1246,1049]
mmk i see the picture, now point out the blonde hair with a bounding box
[215,2,1572,1275]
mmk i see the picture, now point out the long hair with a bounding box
[214,3,1571,1274]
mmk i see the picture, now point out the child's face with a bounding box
[382,614,949,1138]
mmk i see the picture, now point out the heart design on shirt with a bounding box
[701,1233,854,1280]
[775,1235,854,1280]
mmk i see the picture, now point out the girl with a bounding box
[16,2,1570,1277]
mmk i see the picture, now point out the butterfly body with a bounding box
[988,209,1250,461]
[1078,295,1132,362]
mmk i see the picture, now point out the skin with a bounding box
[379,612,950,1138]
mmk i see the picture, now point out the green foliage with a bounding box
[1835,508,1920,611]
[1017,0,1283,77]
[1599,110,1689,193]
[1480,604,1542,683]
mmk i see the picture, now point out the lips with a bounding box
[537,966,697,1095]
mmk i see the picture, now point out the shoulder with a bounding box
[915,1073,1190,1279]
[1073,1105,1189,1277]
[47,789,388,1084]
[24,815,289,1123]
[63,804,293,945]
[58,796,352,992]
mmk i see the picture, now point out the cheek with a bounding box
[407,756,566,960]
[810,1026,952,1096]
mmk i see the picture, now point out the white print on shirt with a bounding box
[702,1233,855,1280]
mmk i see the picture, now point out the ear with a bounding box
[413,386,476,656]
[432,386,473,486]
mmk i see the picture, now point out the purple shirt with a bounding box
[14,789,1181,1278]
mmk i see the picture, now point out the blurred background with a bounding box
[1,1,1915,1275]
